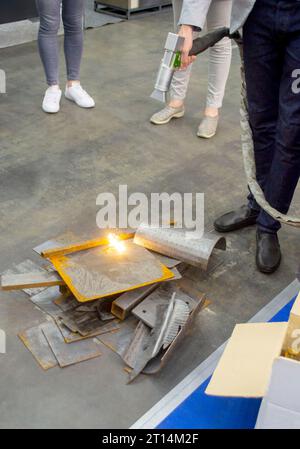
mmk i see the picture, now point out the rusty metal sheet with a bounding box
[18,324,58,370]
[29,287,62,318]
[111,283,159,320]
[34,230,135,259]
[124,304,167,383]
[97,301,115,321]
[54,294,80,312]
[55,317,119,343]
[134,226,226,270]
[55,318,84,343]
[2,259,51,296]
[33,231,83,256]
[97,316,138,358]
[132,283,197,329]
[50,241,174,302]
[42,322,102,367]
[58,307,119,337]
[122,321,152,369]
[1,271,64,291]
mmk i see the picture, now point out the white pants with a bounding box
[170,0,232,109]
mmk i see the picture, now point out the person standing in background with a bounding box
[178,0,300,274]
[150,0,232,139]
[36,0,95,113]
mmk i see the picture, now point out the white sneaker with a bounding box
[42,86,62,114]
[65,84,95,108]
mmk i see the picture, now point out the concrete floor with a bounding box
[0,11,299,429]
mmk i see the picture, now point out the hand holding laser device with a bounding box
[151,27,238,103]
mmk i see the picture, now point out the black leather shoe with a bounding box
[256,230,281,274]
[214,205,259,233]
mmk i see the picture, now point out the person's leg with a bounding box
[205,0,232,115]
[197,0,232,138]
[61,0,84,84]
[243,0,283,215]
[62,0,95,108]
[150,0,195,125]
[36,0,61,86]
[169,0,194,107]
[214,0,282,236]
[36,0,62,113]
[257,2,300,235]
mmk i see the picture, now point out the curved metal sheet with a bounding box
[134,225,226,271]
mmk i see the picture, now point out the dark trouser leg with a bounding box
[243,1,283,219]
[257,29,300,233]
[62,0,84,82]
[244,0,300,234]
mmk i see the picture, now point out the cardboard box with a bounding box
[282,291,300,360]
[205,291,300,428]
[255,357,300,429]
[205,322,288,398]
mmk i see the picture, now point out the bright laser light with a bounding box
[108,233,126,254]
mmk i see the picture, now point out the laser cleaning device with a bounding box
[151,27,242,103]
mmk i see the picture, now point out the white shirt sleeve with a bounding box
[178,0,213,30]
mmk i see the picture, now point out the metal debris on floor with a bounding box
[1,227,225,382]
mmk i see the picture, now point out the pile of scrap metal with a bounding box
[1,225,226,382]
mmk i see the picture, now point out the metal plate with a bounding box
[132,283,197,329]
[18,324,58,370]
[34,230,134,258]
[2,259,50,296]
[97,316,138,358]
[50,241,174,302]
[134,226,226,270]
[54,294,80,312]
[57,307,119,337]
[29,287,62,318]
[42,322,102,368]
[55,317,119,343]
[111,283,158,320]
[124,304,167,383]
[150,251,180,268]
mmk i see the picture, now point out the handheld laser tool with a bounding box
[151,27,239,103]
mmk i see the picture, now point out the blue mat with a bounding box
[157,297,296,429]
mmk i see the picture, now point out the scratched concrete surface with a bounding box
[0,11,299,429]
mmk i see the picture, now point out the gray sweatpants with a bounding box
[36,0,84,86]
[171,0,232,108]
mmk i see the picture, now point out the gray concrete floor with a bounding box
[0,11,299,429]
